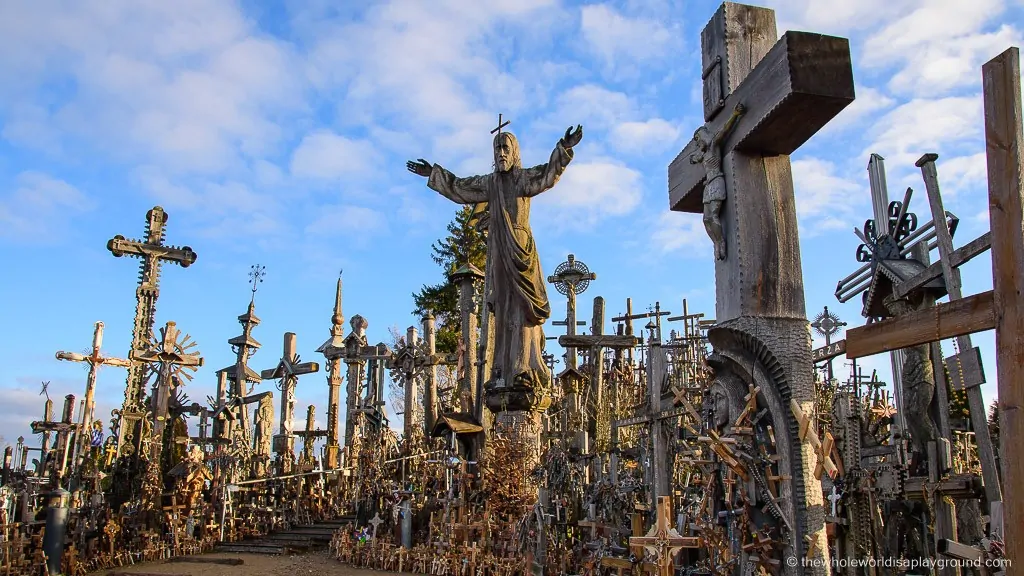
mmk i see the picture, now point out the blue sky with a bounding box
[1,0,1021,449]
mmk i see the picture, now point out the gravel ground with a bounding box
[91,551,400,576]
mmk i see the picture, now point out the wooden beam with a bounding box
[893,231,992,299]
[558,334,639,349]
[811,339,846,363]
[669,30,854,212]
[845,290,995,358]
[984,46,1024,575]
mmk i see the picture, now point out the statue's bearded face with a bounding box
[493,132,521,173]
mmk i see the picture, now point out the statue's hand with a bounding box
[406,158,433,178]
[561,125,583,149]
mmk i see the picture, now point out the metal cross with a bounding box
[39,381,50,401]
[490,113,511,135]
[249,264,266,301]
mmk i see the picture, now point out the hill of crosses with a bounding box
[2,3,1023,576]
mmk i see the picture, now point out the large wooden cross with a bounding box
[108,206,197,412]
[667,3,854,321]
[260,332,319,468]
[55,321,130,463]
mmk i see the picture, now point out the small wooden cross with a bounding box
[490,113,511,135]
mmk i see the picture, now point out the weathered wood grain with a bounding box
[845,290,995,358]
[671,30,855,213]
[984,46,1024,575]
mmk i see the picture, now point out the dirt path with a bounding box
[91,551,400,576]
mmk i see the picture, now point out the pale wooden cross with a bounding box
[628,496,699,576]
[56,321,131,462]
[668,3,854,321]
[369,513,384,541]
[261,332,320,467]
[490,113,510,135]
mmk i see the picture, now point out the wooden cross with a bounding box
[982,46,1023,573]
[628,497,699,576]
[56,321,131,462]
[260,332,320,467]
[108,206,197,417]
[490,113,510,135]
[843,151,1003,508]
[668,3,854,321]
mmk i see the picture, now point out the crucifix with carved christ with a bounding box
[666,3,855,571]
[56,321,130,466]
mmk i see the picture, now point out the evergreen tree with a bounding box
[412,205,487,353]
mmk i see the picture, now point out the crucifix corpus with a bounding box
[667,3,854,573]
[406,115,583,410]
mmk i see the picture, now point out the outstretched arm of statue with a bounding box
[521,125,582,198]
[417,160,488,205]
[714,103,745,146]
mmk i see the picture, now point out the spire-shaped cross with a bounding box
[249,264,266,302]
[490,113,511,135]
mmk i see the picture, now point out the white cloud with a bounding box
[580,4,677,69]
[792,158,866,236]
[610,118,681,154]
[861,0,1021,97]
[552,85,636,131]
[290,131,379,179]
[650,212,710,254]
[820,87,896,135]
[0,2,306,173]
[864,97,983,169]
[305,204,388,241]
[0,172,92,240]
[536,159,643,228]
[937,152,988,198]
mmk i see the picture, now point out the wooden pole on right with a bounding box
[983,46,1023,573]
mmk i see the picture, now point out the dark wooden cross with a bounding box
[30,394,77,483]
[667,3,854,321]
[490,113,510,135]
[109,206,196,459]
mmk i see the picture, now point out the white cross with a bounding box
[369,512,384,541]
[827,485,842,516]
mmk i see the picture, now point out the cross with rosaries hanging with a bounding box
[628,496,700,576]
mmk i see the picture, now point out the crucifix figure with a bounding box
[56,321,131,465]
[406,116,583,411]
[667,3,854,573]
[689,103,745,260]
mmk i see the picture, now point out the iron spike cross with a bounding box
[490,114,511,135]
[249,264,266,302]
[39,381,50,401]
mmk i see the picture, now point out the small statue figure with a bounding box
[689,103,746,261]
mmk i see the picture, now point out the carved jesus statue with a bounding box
[689,103,745,261]
[407,123,583,400]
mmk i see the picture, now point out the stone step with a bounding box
[266,534,314,544]
[214,542,286,555]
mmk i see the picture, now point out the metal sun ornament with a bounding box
[811,306,845,339]
[856,195,920,263]
[551,254,594,296]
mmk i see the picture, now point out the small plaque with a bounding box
[944,347,985,390]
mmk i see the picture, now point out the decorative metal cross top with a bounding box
[490,113,511,135]
[249,264,266,301]
[811,306,846,341]
[39,381,49,401]
[548,254,596,296]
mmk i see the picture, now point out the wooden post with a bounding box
[983,46,1024,572]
